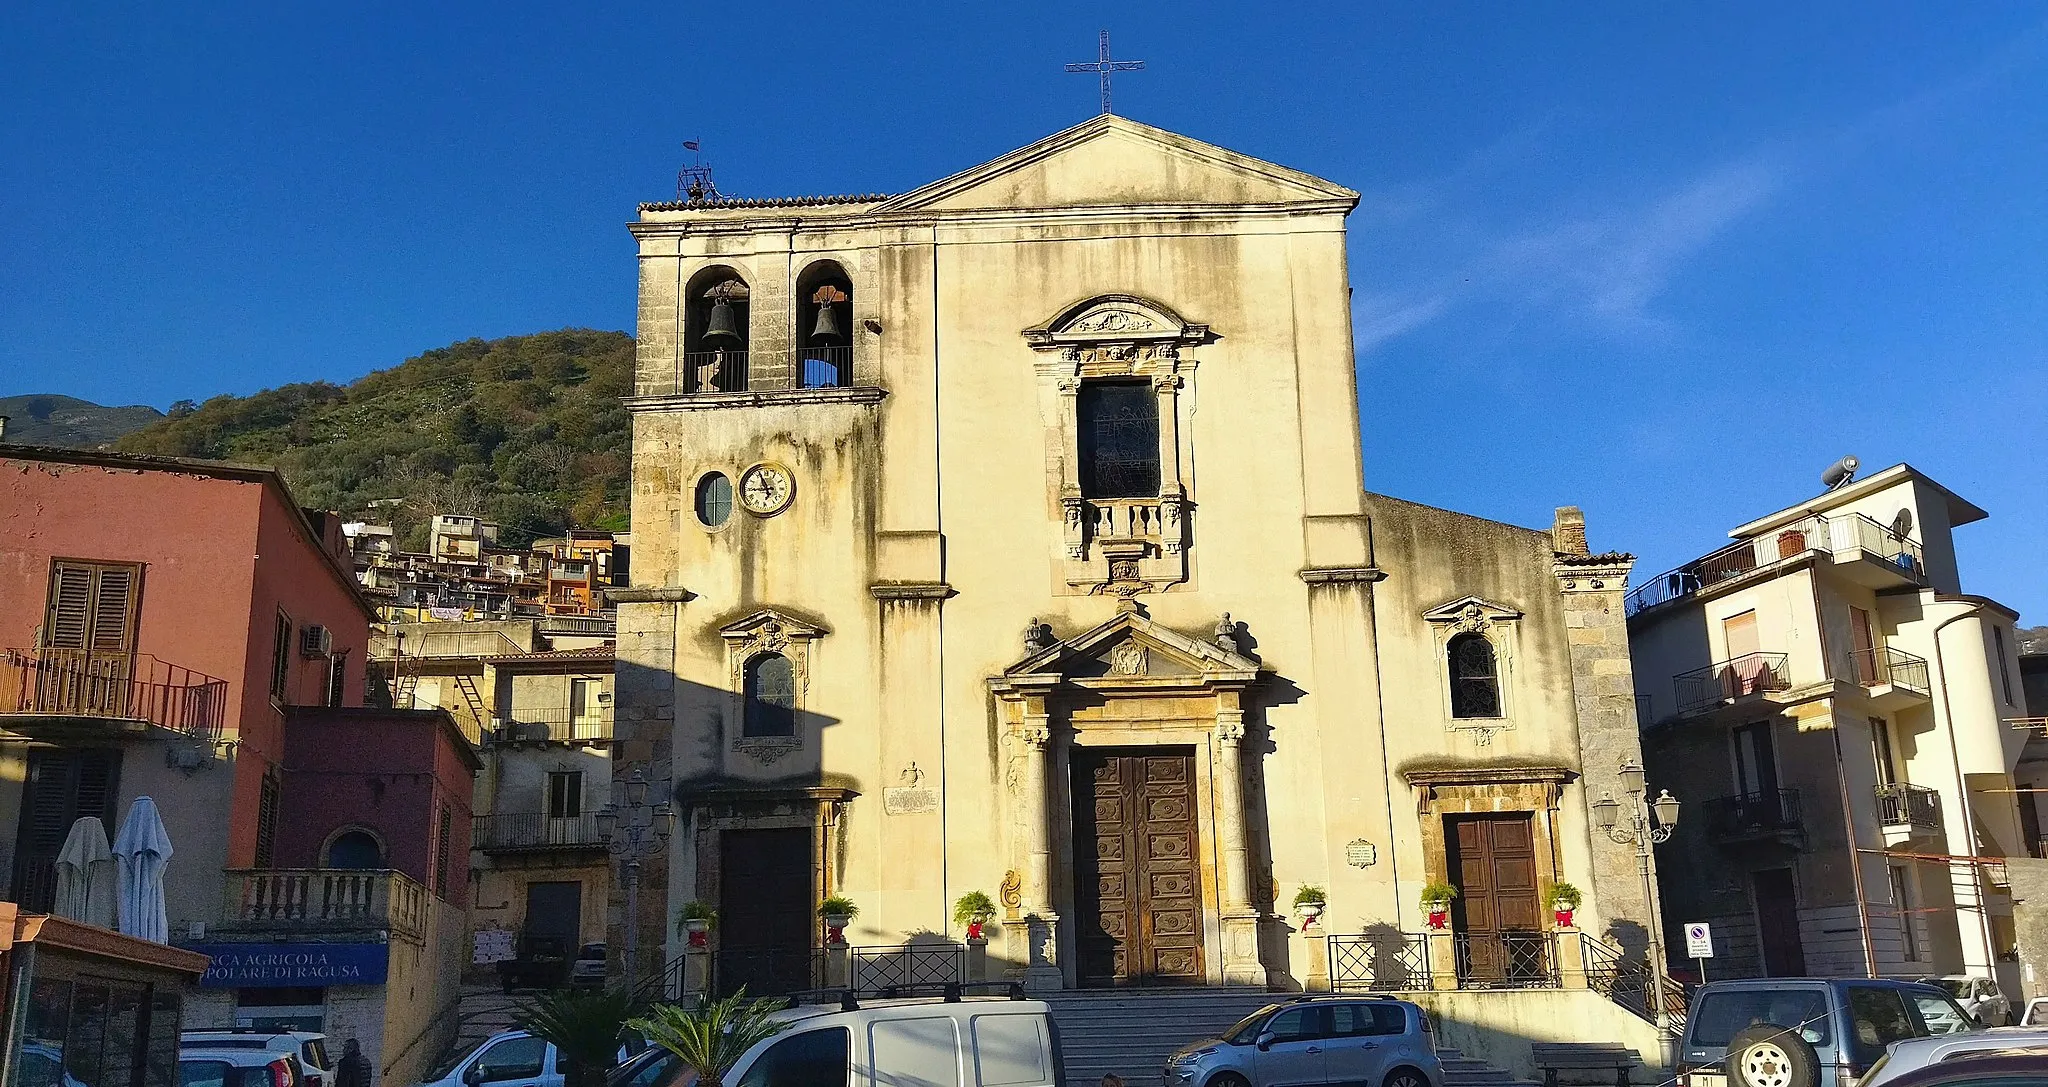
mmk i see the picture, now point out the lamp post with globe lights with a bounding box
[1593,757,1680,1032]
[595,767,676,989]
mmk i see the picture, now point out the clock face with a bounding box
[739,464,794,515]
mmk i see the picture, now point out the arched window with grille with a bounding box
[743,652,797,737]
[326,829,384,869]
[1448,633,1501,718]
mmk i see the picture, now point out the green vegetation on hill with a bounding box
[0,394,164,447]
[116,329,634,548]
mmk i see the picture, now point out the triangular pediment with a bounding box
[1421,596,1523,626]
[873,115,1358,214]
[717,608,827,641]
[1002,608,1258,681]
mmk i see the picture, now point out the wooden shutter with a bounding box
[44,561,140,653]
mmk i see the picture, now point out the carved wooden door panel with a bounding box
[1074,748,1205,987]
[1447,814,1541,986]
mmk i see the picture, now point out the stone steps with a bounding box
[1044,988,1276,1087]
[1437,1049,1540,1087]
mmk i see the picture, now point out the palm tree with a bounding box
[516,988,643,1087]
[628,990,790,1087]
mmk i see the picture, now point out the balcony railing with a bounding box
[1849,646,1931,696]
[1876,782,1941,830]
[1627,513,1927,616]
[1673,652,1791,714]
[490,707,613,743]
[472,813,604,852]
[219,868,428,940]
[797,346,853,389]
[1704,789,1804,842]
[636,348,881,397]
[1,648,228,739]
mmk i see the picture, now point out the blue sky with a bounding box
[3,2,2043,618]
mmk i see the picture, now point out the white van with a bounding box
[650,994,1063,1087]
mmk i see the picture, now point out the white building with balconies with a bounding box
[1627,463,2028,990]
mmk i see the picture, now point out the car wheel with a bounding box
[1206,1073,1251,1087]
[1383,1067,1430,1087]
[1723,1025,1818,1087]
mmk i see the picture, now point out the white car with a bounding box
[182,1031,332,1087]
[1918,975,2014,1026]
[179,1043,307,1087]
[2020,997,2048,1027]
[1860,1027,2048,1085]
[419,1029,637,1087]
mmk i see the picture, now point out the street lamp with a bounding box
[1595,757,1680,1034]
[597,767,676,989]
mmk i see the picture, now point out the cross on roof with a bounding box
[1065,30,1145,116]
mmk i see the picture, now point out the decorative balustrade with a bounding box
[1673,652,1792,714]
[1,649,228,738]
[220,869,428,939]
[1088,498,1164,540]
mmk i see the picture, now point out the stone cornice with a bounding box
[624,386,889,413]
[606,587,696,604]
[1299,565,1386,585]
[869,581,956,601]
[1551,557,1634,593]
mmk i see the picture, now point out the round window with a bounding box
[695,472,733,527]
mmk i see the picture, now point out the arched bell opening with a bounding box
[795,260,853,389]
[684,265,751,392]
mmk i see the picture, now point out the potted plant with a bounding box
[517,987,644,1087]
[820,895,859,944]
[1291,885,1328,928]
[954,891,998,941]
[629,989,790,1087]
[1420,881,1459,930]
[1546,882,1582,928]
[677,901,717,949]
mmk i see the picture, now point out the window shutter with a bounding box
[46,564,95,648]
[89,566,137,652]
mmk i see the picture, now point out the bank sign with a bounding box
[190,944,390,988]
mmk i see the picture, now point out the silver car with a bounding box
[1165,997,1444,1087]
[1861,1027,2048,1085]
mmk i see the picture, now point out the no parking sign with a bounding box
[1685,922,1714,959]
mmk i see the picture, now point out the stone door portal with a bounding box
[1072,748,1205,987]
[1447,813,1542,986]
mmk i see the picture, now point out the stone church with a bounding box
[613,115,1658,996]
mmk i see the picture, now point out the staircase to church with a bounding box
[1043,989,1535,1087]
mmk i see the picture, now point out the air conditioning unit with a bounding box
[300,625,333,658]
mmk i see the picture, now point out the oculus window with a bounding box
[696,473,733,528]
[1077,381,1160,499]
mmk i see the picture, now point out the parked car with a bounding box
[1861,1028,2048,1085]
[419,1029,637,1087]
[1917,976,2014,1027]
[1163,996,1444,1087]
[498,933,576,992]
[182,1031,332,1087]
[179,1042,306,1087]
[606,1048,676,1087]
[1871,1054,2048,1087]
[568,943,607,989]
[649,991,1062,1087]
[1676,978,1979,1087]
[2020,999,2048,1027]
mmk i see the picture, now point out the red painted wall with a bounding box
[1,454,374,867]
[279,708,477,905]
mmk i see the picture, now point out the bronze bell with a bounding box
[702,296,742,348]
[810,300,843,345]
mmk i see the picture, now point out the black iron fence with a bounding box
[1580,938,1688,1025]
[797,346,853,389]
[1328,931,1433,992]
[1704,788,1803,841]
[851,943,967,993]
[1454,931,1560,989]
[1876,782,1941,830]
[472,813,603,851]
[713,947,824,998]
[1674,652,1791,714]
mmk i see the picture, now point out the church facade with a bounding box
[613,116,1659,992]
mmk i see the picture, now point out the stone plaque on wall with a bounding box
[1345,838,1377,868]
[884,786,938,815]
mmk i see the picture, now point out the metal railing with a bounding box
[1,648,228,739]
[713,947,824,997]
[681,350,749,393]
[1581,938,1689,1024]
[1673,652,1791,714]
[798,346,853,389]
[852,943,967,993]
[1454,931,1560,989]
[539,615,616,636]
[220,868,429,940]
[1328,931,1433,991]
[1876,783,1941,830]
[1704,789,1804,841]
[1849,646,1930,696]
[472,813,604,851]
[1627,513,1926,616]
[490,707,613,743]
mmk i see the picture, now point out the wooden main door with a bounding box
[716,827,815,995]
[1446,813,1544,986]
[1073,748,1205,987]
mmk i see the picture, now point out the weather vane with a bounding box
[1065,30,1145,115]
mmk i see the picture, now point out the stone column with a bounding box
[1014,701,1064,991]
[1057,376,1086,558]
[1214,690,1266,986]
[1154,374,1186,553]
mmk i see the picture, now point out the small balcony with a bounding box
[489,706,613,745]
[1626,513,1928,617]
[1705,789,1805,846]
[472,813,604,853]
[0,648,229,740]
[1876,782,1942,843]
[1673,652,1792,715]
[217,868,428,941]
[1849,646,1932,710]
